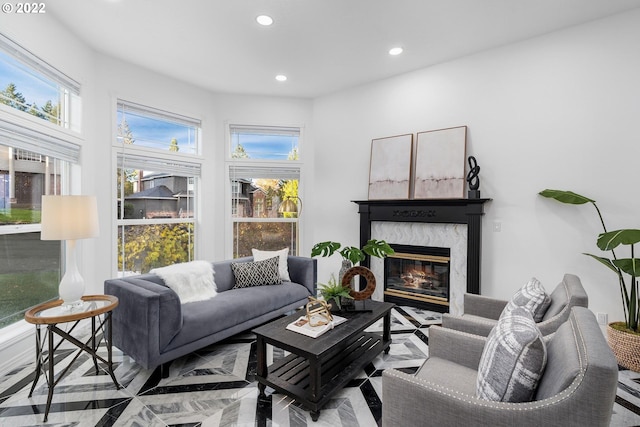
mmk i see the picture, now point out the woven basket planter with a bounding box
[607,322,640,372]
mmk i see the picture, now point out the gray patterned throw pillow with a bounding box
[501,277,551,322]
[231,256,282,288]
[476,306,547,402]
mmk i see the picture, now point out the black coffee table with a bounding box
[253,299,395,421]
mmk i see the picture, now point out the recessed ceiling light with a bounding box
[389,47,404,56]
[256,15,274,26]
[275,75,287,82]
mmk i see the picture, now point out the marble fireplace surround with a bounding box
[370,222,466,314]
[354,199,489,316]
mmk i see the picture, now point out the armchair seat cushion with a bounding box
[416,357,477,396]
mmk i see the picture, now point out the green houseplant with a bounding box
[311,239,395,265]
[539,189,640,370]
[311,239,395,306]
[317,274,353,311]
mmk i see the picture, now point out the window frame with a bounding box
[0,32,81,132]
[0,33,80,332]
[225,122,305,259]
[113,99,203,277]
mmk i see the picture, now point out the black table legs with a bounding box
[27,313,120,422]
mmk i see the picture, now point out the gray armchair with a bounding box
[442,273,588,336]
[382,307,618,427]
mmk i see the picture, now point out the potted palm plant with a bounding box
[539,189,640,371]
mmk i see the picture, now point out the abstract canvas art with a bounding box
[413,126,467,199]
[368,134,413,200]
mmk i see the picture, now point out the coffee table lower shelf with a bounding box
[257,332,390,421]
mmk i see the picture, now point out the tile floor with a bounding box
[0,306,639,426]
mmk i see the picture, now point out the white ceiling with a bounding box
[48,0,640,98]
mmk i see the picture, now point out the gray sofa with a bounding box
[104,256,316,375]
[382,307,618,427]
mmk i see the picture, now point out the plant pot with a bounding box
[607,322,640,372]
[339,260,353,287]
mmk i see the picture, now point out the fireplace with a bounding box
[384,244,451,311]
[354,198,490,315]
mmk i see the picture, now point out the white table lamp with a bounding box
[41,195,99,306]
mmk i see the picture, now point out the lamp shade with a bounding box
[41,195,99,241]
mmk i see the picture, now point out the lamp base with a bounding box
[58,239,85,307]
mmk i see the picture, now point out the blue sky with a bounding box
[1,50,298,159]
[0,51,59,108]
[117,109,196,154]
[234,134,298,160]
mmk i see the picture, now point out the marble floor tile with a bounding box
[1,306,638,426]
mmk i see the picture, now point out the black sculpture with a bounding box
[466,156,481,198]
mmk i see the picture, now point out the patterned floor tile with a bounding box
[0,306,638,426]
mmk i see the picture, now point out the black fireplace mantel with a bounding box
[353,198,490,297]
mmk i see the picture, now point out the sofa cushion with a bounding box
[164,282,310,351]
[476,306,547,402]
[231,256,282,288]
[502,277,551,322]
[253,247,291,282]
[150,260,217,304]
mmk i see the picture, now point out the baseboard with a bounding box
[0,321,34,377]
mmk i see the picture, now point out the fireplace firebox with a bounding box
[384,244,450,310]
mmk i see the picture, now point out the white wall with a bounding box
[311,9,640,323]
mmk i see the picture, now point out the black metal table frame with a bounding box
[27,308,121,422]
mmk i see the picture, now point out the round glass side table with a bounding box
[24,295,121,422]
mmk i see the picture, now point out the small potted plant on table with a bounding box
[317,274,353,312]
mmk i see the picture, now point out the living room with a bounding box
[1,1,640,425]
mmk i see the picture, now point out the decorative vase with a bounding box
[607,322,640,372]
[339,260,353,287]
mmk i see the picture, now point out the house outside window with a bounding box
[115,100,201,276]
[228,124,302,258]
[0,33,80,328]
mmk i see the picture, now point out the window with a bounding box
[230,124,298,160]
[0,33,79,329]
[115,100,201,276]
[0,146,69,328]
[0,33,80,131]
[117,100,198,154]
[228,124,302,258]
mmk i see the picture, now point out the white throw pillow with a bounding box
[252,247,291,282]
[151,260,217,304]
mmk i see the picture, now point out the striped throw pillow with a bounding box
[476,306,547,402]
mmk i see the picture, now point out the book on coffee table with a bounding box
[286,314,347,338]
